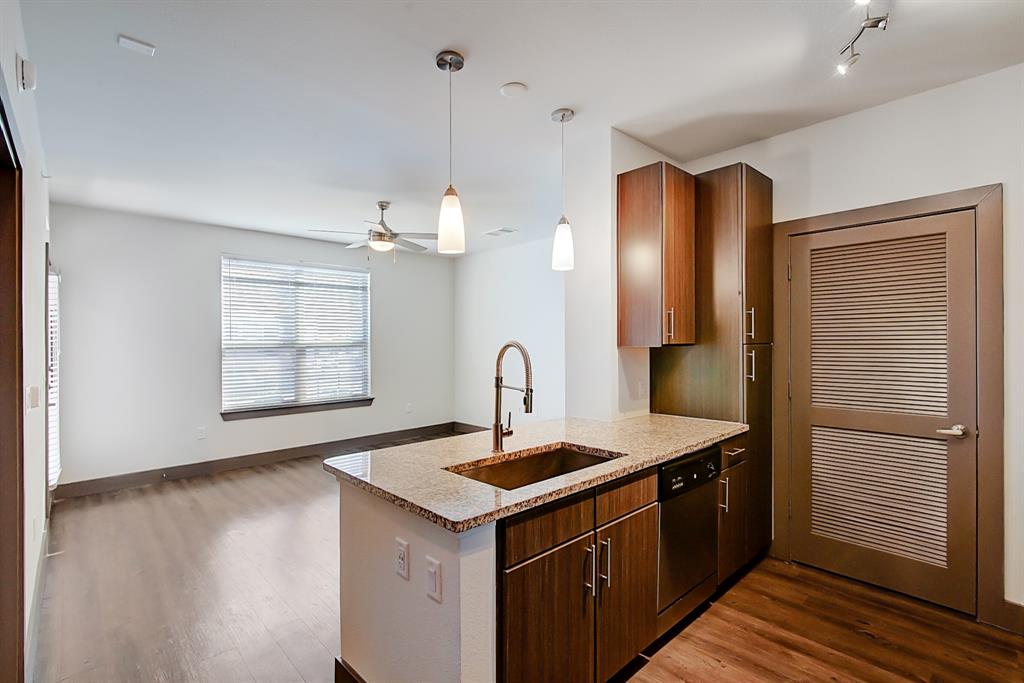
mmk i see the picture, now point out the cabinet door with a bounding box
[662,164,696,345]
[596,504,658,681]
[717,461,749,582]
[617,163,664,347]
[503,533,596,683]
[744,343,773,555]
[741,164,773,344]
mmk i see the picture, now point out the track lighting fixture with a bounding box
[836,49,860,76]
[836,3,888,75]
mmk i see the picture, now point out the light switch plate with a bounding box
[425,555,442,602]
[395,537,409,580]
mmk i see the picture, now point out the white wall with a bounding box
[678,63,1024,604]
[563,128,683,421]
[452,238,565,428]
[49,203,454,483]
[339,482,495,682]
[0,0,52,673]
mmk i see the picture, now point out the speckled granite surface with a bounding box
[323,415,746,533]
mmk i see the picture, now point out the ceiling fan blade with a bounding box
[309,229,369,235]
[396,232,439,240]
[363,219,384,227]
[394,238,428,253]
[345,240,370,249]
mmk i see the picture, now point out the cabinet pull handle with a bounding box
[584,544,596,597]
[666,308,675,339]
[719,477,730,512]
[599,538,612,588]
[725,447,746,461]
[746,307,755,339]
[746,349,756,382]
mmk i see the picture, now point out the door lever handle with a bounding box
[936,424,968,439]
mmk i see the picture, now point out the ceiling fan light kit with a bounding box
[436,50,467,255]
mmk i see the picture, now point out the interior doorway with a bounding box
[0,97,25,680]
[772,185,1021,634]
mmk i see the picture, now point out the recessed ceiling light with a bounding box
[117,34,156,57]
[854,0,871,5]
[499,82,528,98]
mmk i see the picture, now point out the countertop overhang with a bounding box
[323,415,747,532]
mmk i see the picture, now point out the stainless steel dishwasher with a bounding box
[657,445,720,614]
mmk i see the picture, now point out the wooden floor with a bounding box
[35,431,456,683]
[632,560,1023,683]
[36,450,1022,683]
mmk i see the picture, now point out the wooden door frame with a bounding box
[0,94,25,679]
[771,184,1022,634]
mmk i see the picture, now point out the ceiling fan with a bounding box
[310,201,438,253]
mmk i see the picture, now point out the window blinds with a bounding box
[221,257,371,413]
[47,271,61,489]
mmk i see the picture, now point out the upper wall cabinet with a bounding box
[617,162,696,347]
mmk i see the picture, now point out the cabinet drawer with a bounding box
[720,433,749,468]
[503,493,594,568]
[595,470,657,527]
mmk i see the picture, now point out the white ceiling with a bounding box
[22,0,1024,252]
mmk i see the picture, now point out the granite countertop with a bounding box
[323,414,747,533]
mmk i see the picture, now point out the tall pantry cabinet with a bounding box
[650,162,774,563]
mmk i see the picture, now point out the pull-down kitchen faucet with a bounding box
[493,341,533,453]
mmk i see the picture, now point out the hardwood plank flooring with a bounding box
[632,559,1023,683]
[34,432,455,683]
[35,438,1022,683]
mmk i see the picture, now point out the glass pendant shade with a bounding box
[437,185,465,254]
[551,216,574,271]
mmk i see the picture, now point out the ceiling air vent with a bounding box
[483,227,518,238]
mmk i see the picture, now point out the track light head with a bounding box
[862,13,889,30]
[836,51,860,75]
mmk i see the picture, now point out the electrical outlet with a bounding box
[197,426,207,440]
[425,555,442,602]
[395,537,409,579]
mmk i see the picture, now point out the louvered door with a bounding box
[789,210,977,613]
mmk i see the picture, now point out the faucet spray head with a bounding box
[524,388,534,414]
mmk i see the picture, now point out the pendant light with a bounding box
[435,50,466,254]
[551,108,575,271]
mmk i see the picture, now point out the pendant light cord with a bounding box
[448,68,453,186]
[560,117,565,214]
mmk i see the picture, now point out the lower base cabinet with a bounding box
[717,459,750,581]
[501,490,659,683]
[502,533,596,683]
[596,505,658,681]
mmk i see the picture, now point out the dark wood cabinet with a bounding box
[717,460,750,581]
[503,533,596,683]
[596,505,658,681]
[617,162,696,347]
[744,345,773,555]
[650,161,773,579]
[499,476,659,682]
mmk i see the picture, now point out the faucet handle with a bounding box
[503,411,514,438]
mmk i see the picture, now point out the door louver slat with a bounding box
[810,233,948,416]
[810,426,948,568]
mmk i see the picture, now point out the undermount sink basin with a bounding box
[447,443,621,491]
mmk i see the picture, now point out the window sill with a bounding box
[220,397,374,421]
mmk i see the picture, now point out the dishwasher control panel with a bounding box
[658,446,721,499]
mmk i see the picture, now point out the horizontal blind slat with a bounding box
[221,257,371,412]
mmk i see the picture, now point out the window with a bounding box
[220,256,371,416]
[46,270,61,489]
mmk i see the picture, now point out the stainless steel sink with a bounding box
[447,443,619,490]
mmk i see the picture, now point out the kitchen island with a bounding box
[324,414,747,683]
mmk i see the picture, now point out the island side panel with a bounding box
[339,481,497,682]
